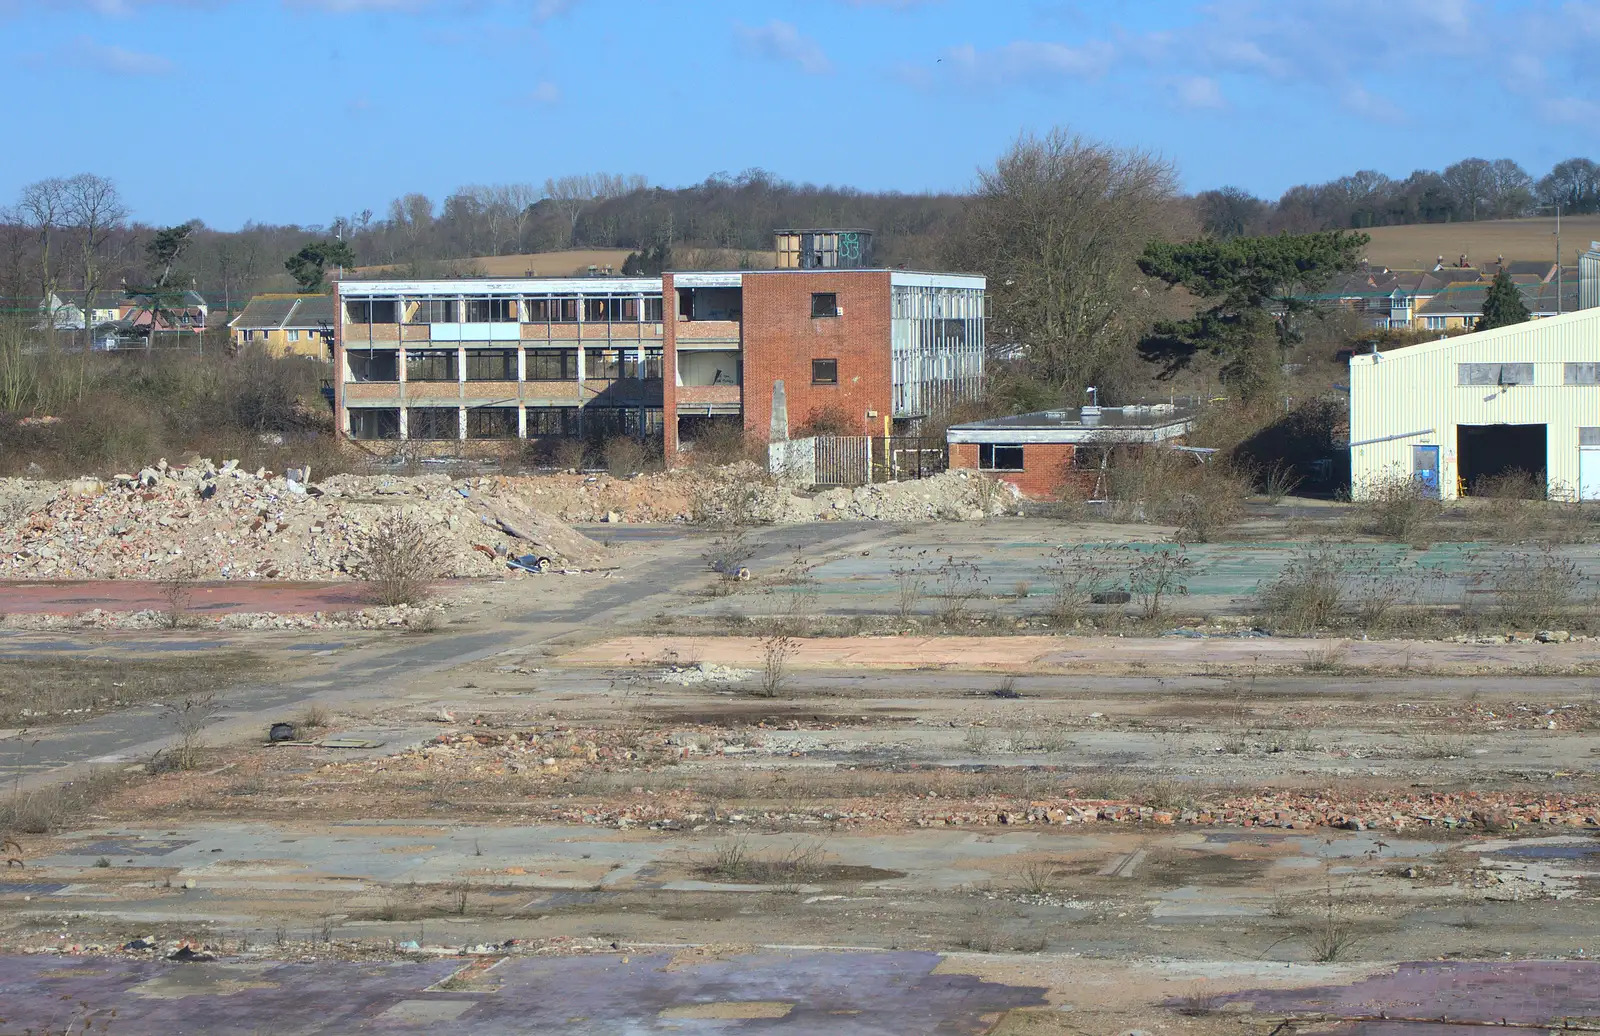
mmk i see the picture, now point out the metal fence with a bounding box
[770,435,947,488]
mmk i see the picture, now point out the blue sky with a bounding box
[2,0,1598,229]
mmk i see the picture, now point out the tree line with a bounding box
[1198,156,1600,239]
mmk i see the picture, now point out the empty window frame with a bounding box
[811,292,839,318]
[1458,362,1533,386]
[464,297,518,322]
[466,407,518,439]
[406,349,457,382]
[978,443,1025,471]
[404,298,458,324]
[811,358,838,385]
[345,299,397,324]
[526,407,578,436]
[349,408,399,440]
[643,296,664,322]
[585,349,626,381]
[406,407,459,440]
[465,349,517,381]
[583,296,642,323]
[347,350,398,382]
[525,349,578,381]
[525,297,580,323]
[1566,363,1600,385]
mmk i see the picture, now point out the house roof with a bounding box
[1416,283,1580,316]
[947,403,1198,445]
[231,293,336,330]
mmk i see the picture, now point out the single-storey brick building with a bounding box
[946,403,1198,500]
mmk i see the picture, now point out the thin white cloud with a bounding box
[734,19,833,75]
[1541,96,1600,126]
[943,38,1113,84]
[1341,86,1404,124]
[1172,75,1224,110]
[521,80,561,106]
[72,36,173,74]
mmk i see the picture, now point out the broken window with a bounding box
[1566,363,1600,385]
[349,408,399,440]
[585,349,622,381]
[644,296,663,322]
[464,297,517,322]
[1459,362,1533,386]
[466,407,517,439]
[406,349,457,382]
[405,299,458,324]
[525,349,578,381]
[465,349,517,381]
[978,444,1024,471]
[347,350,397,382]
[345,299,397,324]
[526,407,578,436]
[811,292,839,318]
[407,407,459,440]
[524,296,579,322]
[643,348,663,379]
[811,358,838,385]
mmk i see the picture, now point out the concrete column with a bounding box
[398,407,409,441]
[518,404,527,440]
[458,406,467,441]
[458,346,467,383]
[517,345,526,382]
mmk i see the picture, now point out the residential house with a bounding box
[230,294,337,358]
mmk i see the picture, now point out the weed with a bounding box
[758,631,796,698]
[157,563,200,630]
[1300,641,1350,673]
[1482,547,1583,630]
[1258,543,1345,632]
[702,529,754,589]
[932,554,987,627]
[352,513,442,607]
[296,703,331,731]
[94,855,110,868]
[1303,874,1361,962]
[1013,859,1058,896]
[888,548,930,623]
[1040,545,1120,629]
[963,725,991,754]
[1128,548,1191,620]
[1355,472,1442,544]
[160,692,219,771]
[707,837,750,880]
[1259,461,1304,504]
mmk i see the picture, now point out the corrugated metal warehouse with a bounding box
[1349,306,1600,500]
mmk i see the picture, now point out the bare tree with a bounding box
[947,129,1183,396]
[542,173,647,246]
[1487,159,1534,219]
[1441,158,1493,222]
[502,182,540,254]
[15,178,68,349]
[62,174,127,352]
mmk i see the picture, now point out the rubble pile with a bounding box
[521,466,1017,525]
[0,461,605,580]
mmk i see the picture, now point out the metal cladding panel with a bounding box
[673,272,744,288]
[1350,306,1600,499]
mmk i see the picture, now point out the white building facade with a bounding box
[1349,306,1600,501]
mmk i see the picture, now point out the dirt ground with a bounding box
[5,513,1600,1030]
[1362,214,1600,270]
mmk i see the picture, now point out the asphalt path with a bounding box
[0,523,885,789]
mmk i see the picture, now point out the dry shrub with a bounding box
[795,402,855,438]
[1,769,122,836]
[1258,544,1345,632]
[352,512,443,606]
[1355,472,1441,544]
[601,435,648,476]
[682,420,760,467]
[1100,446,1248,541]
[1483,547,1584,630]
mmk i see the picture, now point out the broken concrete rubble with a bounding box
[0,462,604,580]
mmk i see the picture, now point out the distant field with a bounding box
[1362,215,1600,270]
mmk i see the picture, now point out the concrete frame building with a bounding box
[1349,306,1600,501]
[332,267,984,459]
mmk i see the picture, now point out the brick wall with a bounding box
[949,441,1086,500]
[740,271,892,442]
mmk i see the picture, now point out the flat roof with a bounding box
[338,269,985,295]
[947,404,1197,445]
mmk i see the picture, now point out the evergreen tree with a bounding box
[285,239,356,293]
[1477,269,1531,331]
[1136,230,1368,396]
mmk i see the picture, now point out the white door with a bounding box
[1581,448,1600,501]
